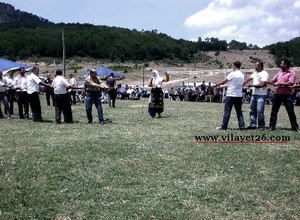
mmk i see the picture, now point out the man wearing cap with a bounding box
[85,69,111,124]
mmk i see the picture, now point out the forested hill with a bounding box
[264,37,300,66]
[0,2,50,23]
[1,2,300,66]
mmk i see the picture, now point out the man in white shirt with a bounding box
[52,69,78,124]
[5,70,15,115]
[68,73,77,105]
[27,67,51,122]
[215,61,245,130]
[0,70,11,119]
[14,67,29,119]
[243,61,269,131]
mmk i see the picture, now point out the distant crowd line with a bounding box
[168,80,300,105]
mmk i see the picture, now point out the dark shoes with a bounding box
[246,126,265,131]
[100,119,112,125]
[267,127,299,132]
[33,118,43,122]
[216,126,227,130]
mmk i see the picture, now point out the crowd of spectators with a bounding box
[168,81,223,102]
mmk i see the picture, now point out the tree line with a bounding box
[0,21,299,66]
[0,21,256,62]
[264,37,300,67]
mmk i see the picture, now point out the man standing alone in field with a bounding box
[215,61,245,130]
[243,61,269,131]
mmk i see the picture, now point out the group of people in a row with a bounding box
[0,67,117,124]
[1,59,299,130]
[148,59,300,132]
[214,59,300,132]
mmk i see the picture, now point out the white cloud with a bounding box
[294,0,300,8]
[219,0,233,6]
[265,16,283,25]
[219,25,237,35]
[184,0,300,47]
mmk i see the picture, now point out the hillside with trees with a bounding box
[0,2,299,67]
[264,37,300,67]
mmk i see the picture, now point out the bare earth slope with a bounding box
[24,50,290,87]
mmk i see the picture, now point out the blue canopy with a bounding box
[79,67,125,80]
[0,58,32,74]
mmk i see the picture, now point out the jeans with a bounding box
[69,91,76,105]
[86,91,104,123]
[221,96,245,129]
[249,95,267,128]
[0,92,11,117]
[269,94,299,129]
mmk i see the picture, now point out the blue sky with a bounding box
[2,0,300,47]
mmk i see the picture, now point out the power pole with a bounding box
[62,29,66,76]
[142,64,145,87]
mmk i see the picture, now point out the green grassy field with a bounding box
[1,96,299,219]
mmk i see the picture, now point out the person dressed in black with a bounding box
[106,72,116,107]
[200,80,206,101]
[148,70,169,118]
[44,74,55,106]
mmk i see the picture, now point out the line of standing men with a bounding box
[0,67,112,124]
[215,59,299,132]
